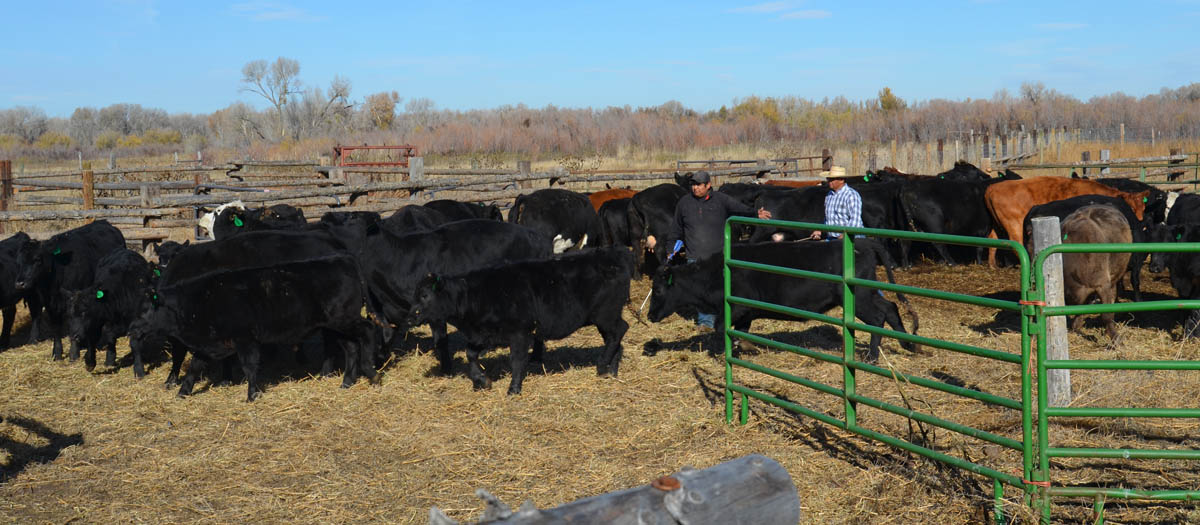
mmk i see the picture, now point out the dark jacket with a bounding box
[668,190,755,260]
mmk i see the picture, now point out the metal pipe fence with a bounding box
[723,218,1200,523]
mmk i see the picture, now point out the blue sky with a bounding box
[4,1,1199,117]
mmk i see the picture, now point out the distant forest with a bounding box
[3,57,1199,161]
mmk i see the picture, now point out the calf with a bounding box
[65,249,155,371]
[1022,194,1145,300]
[597,197,633,248]
[648,239,919,362]
[129,252,381,401]
[15,220,125,361]
[360,220,553,372]
[1059,205,1132,343]
[509,188,600,253]
[629,175,691,275]
[898,179,995,266]
[424,199,503,222]
[409,248,633,395]
[0,232,40,348]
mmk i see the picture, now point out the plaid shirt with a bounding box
[824,185,863,238]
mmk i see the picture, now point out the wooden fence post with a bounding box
[82,163,95,224]
[937,139,944,169]
[1033,216,1071,407]
[408,156,425,199]
[1120,123,1125,146]
[0,160,11,234]
[1081,151,1091,175]
[1100,149,1110,175]
[821,148,832,171]
[518,160,531,189]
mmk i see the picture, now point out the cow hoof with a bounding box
[85,363,96,373]
[506,387,522,395]
[215,380,233,388]
[246,392,261,402]
[472,379,492,390]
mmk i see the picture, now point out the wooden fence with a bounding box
[0,159,775,244]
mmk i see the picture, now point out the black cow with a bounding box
[629,175,691,275]
[1093,178,1167,225]
[65,249,155,371]
[152,240,189,268]
[424,199,504,222]
[1022,194,1146,301]
[1148,193,1200,273]
[129,252,381,401]
[382,205,448,234]
[648,240,918,363]
[409,247,633,394]
[143,230,358,386]
[937,161,994,182]
[897,178,1001,266]
[15,221,125,361]
[749,186,827,242]
[509,188,600,253]
[597,197,633,248]
[212,204,307,240]
[1159,223,1200,337]
[360,220,553,372]
[0,232,40,349]
[315,211,383,254]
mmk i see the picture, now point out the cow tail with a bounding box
[866,238,919,336]
[509,194,526,224]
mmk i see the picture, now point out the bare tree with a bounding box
[241,57,302,140]
[364,91,402,130]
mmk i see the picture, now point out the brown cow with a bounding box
[983,177,1149,267]
[588,188,637,212]
[763,179,824,189]
[1060,205,1132,343]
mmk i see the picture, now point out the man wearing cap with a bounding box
[809,166,863,240]
[666,170,772,331]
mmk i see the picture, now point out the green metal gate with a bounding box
[722,217,1200,523]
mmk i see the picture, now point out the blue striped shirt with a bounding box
[824,185,863,238]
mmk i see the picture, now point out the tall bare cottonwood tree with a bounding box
[241,57,301,140]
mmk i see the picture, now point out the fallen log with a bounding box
[429,454,799,525]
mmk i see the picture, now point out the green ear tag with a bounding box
[1177,233,1184,240]
[1062,233,1068,241]
[52,247,61,255]
[667,275,673,286]
[939,175,944,180]
[233,215,244,227]
[153,269,161,277]
[864,173,870,181]
[1143,197,1148,203]
[95,290,104,299]
[153,294,158,301]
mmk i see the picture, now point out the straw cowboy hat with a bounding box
[819,165,849,178]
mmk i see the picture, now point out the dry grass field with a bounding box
[1,256,1199,524]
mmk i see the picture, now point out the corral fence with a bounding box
[0,158,779,244]
[1007,149,1200,192]
[677,150,832,179]
[721,216,1200,524]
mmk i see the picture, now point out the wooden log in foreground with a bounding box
[429,454,799,525]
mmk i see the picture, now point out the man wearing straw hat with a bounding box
[809,165,863,240]
[666,170,771,331]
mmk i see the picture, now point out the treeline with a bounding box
[2,76,1199,162]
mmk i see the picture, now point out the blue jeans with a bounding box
[688,257,716,328]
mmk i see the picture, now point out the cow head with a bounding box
[66,289,103,347]
[1147,223,1174,273]
[15,238,69,292]
[648,259,706,323]
[1122,190,1152,221]
[483,204,504,222]
[673,171,694,189]
[198,200,246,238]
[153,240,189,267]
[409,274,461,326]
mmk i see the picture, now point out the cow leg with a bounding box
[1100,287,1121,346]
[104,336,117,368]
[0,305,13,348]
[530,338,546,366]
[432,320,454,375]
[465,343,491,390]
[354,322,381,386]
[1185,310,1200,339]
[507,333,532,395]
[83,342,97,372]
[165,345,187,387]
[596,318,629,377]
[177,355,206,398]
[933,243,957,266]
[25,295,42,345]
[48,318,64,361]
[1128,255,1143,302]
[871,294,914,352]
[238,343,263,402]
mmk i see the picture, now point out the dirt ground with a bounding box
[0,255,1199,524]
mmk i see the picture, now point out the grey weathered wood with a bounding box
[430,454,799,525]
[0,207,189,221]
[1032,216,1071,407]
[517,160,531,190]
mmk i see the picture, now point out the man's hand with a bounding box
[646,235,657,250]
[757,208,772,220]
[809,230,822,240]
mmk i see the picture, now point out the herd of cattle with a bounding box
[1,161,1199,401]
